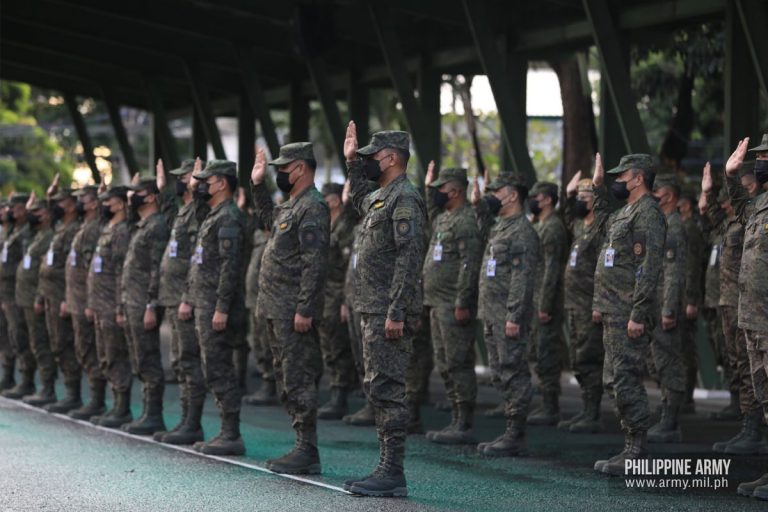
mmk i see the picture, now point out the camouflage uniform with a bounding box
[0,219,13,387]
[244,227,273,389]
[252,143,329,443]
[681,213,705,405]
[422,168,481,421]
[348,131,426,485]
[530,182,569,422]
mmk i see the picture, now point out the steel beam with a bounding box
[63,94,100,183]
[102,86,140,176]
[184,62,227,160]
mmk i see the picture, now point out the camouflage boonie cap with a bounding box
[739,160,756,179]
[98,185,129,201]
[530,181,559,198]
[430,167,468,188]
[9,192,30,205]
[194,160,237,179]
[577,178,594,193]
[127,173,159,193]
[170,158,196,176]
[716,187,730,203]
[321,182,344,197]
[748,134,768,153]
[652,174,680,193]
[73,186,98,198]
[607,154,655,174]
[27,199,47,211]
[485,172,527,192]
[50,188,74,201]
[357,131,410,156]
[268,142,315,166]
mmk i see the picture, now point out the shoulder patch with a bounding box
[393,206,413,220]
[396,220,412,236]
[300,228,321,248]
[633,242,644,256]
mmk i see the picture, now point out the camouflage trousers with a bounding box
[0,307,13,369]
[319,298,357,390]
[602,313,651,433]
[532,306,564,397]
[705,307,735,395]
[681,316,699,399]
[649,312,686,395]
[265,318,322,430]
[744,329,768,417]
[168,308,206,406]
[406,308,432,407]
[44,297,80,385]
[24,307,56,383]
[72,313,104,384]
[429,306,477,405]
[361,313,414,449]
[346,306,364,383]
[248,310,274,382]
[482,320,533,422]
[4,302,34,374]
[195,308,243,414]
[722,306,759,413]
[124,305,165,396]
[94,312,131,393]
[565,307,604,396]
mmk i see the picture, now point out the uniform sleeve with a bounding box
[454,218,482,310]
[214,215,243,313]
[726,173,753,226]
[630,208,666,324]
[387,195,426,322]
[147,220,170,305]
[473,197,494,245]
[251,182,276,231]
[506,228,539,324]
[661,222,687,318]
[347,160,373,217]
[296,202,330,318]
[425,187,441,223]
[536,220,565,314]
[684,222,704,306]
[159,187,178,228]
[704,191,726,232]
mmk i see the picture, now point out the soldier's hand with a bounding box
[84,307,95,323]
[505,321,520,339]
[131,172,140,186]
[342,179,351,205]
[627,319,645,338]
[294,313,313,333]
[686,304,698,320]
[212,310,228,331]
[343,121,358,162]
[566,170,582,198]
[156,159,166,191]
[59,301,69,318]
[591,310,602,324]
[47,173,61,198]
[26,190,36,210]
[178,302,193,321]
[661,315,677,331]
[116,313,126,328]
[97,181,107,195]
[144,308,158,330]
[471,176,481,206]
[701,161,713,194]
[538,311,552,324]
[725,138,750,177]
[340,303,349,324]
[194,157,203,174]
[34,301,44,315]
[425,160,436,188]
[384,318,404,339]
[454,307,471,325]
[251,146,267,185]
[593,153,604,187]
[237,187,247,210]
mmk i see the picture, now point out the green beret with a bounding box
[748,134,768,153]
[607,154,655,175]
[357,131,410,156]
[430,167,468,188]
[194,160,237,179]
[170,159,197,176]
[321,182,344,197]
[529,181,559,198]
[485,172,527,192]
[268,142,315,166]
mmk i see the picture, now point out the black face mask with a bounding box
[611,180,630,200]
[28,214,41,228]
[276,171,294,194]
[51,205,65,223]
[75,201,86,216]
[529,198,542,216]
[486,195,502,216]
[362,158,383,182]
[433,190,450,209]
[130,193,146,211]
[755,159,768,185]
[175,179,188,197]
[5,211,14,223]
[194,182,212,202]
[101,205,115,220]
[574,199,591,218]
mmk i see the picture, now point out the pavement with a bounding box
[0,368,766,511]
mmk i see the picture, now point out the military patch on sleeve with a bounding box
[511,256,522,267]
[393,206,413,220]
[457,239,466,251]
[396,220,412,236]
[222,239,232,249]
[665,248,675,260]
[300,228,321,249]
[633,242,644,256]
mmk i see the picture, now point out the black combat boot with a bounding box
[96,389,133,428]
[317,387,349,420]
[430,402,476,445]
[710,391,742,421]
[738,473,768,498]
[243,379,278,406]
[22,378,57,406]
[265,425,321,474]
[123,385,166,435]
[2,370,35,399]
[45,379,83,413]
[0,360,15,390]
[602,431,647,476]
[527,392,560,426]
[343,402,376,426]
[594,434,631,473]
[69,379,107,420]
[154,387,188,441]
[349,435,407,497]
[478,415,528,457]
[162,400,204,445]
[426,402,458,441]
[345,431,384,491]
[722,409,765,455]
[647,391,683,443]
[194,410,245,456]
[570,389,603,434]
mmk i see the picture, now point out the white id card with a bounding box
[1,243,7,263]
[486,258,496,277]
[194,246,203,265]
[93,255,102,273]
[22,254,31,270]
[604,247,615,268]
[433,243,443,261]
[708,246,719,267]
[352,253,358,269]
[169,240,178,258]
[69,248,77,267]
[46,249,54,267]
[568,246,578,267]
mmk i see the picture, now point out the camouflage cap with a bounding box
[530,181,559,198]
[429,167,468,188]
[50,188,74,201]
[652,174,680,194]
[739,160,756,179]
[748,134,768,153]
[9,192,30,205]
[170,158,196,176]
[321,182,344,197]
[194,160,237,180]
[357,131,410,156]
[577,178,594,193]
[28,199,48,211]
[607,154,655,175]
[73,186,98,198]
[485,172,527,192]
[716,186,730,203]
[268,142,315,166]
[98,185,129,201]
[127,173,159,193]
[0,198,7,209]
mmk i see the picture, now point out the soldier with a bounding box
[471,172,538,456]
[250,143,328,473]
[342,123,426,497]
[317,181,358,420]
[646,174,688,443]
[592,154,666,476]
[184,160,247,455]
[725,136,768,499]
[560,157,609,434]
[0,198,15,390]
[17,196,56,406]
[117,175,171,435]
[66,186,107,420]
[1,193,35,399]
[39,183,83,413]
[528,181,568,426]
[88,186,133,429]
[422,164,481,445]
[155,158,210,444]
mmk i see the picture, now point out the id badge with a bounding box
[169,239,178,258]
[708,246,719,267]
[46,249,54,267]
[352,253,358,269]
[1,243,7,263]
[22,254,31,270]
[194,245,203,265]
[604,247,615,268]
[93,255,103,273]
[69,248,77,267]
[568,246,578,268]
[433,243,443,262]
[486,258,496,277]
